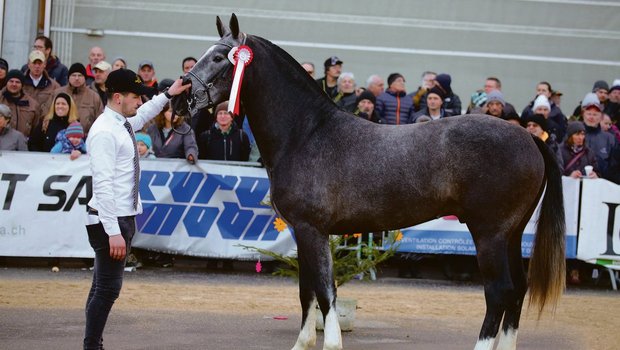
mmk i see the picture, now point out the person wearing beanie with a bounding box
[353,90,380,123]
[375,72,415,125]
[559,121,599,179]
[82,70,189,349]
[580,92,617,173]
[484,89,506,118]
[50,121,87,159]
[605,79,620,122]
[135,132,156,159]
[571,80,610,122]
[53,62,103,135]
[23,50,61,114]
[316,56,342,101]
[0,69,40,137]
[418,73,462,116]
[197,100,251,161]
[521,82,567,140]
[521,113,562,167]
[0,103,28,151]
[412,85,453,122]
[28,92,79,152]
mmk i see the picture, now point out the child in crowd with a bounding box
[135,132,156,159]
[50,121,87,160]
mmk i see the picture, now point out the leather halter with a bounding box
[187,33,247,110]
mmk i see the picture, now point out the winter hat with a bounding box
[485,90,505,106]
[502,111,520,124]
[135,132,152,149]
[215,101,229,115]
[158,78,175,93]
[6,69,25,84]
[65,122,84,139]
[581,92,602,111]
[387,73,404,87]
[609,79,620,93]
[434,73,452,95]
[427,86,446,101]
[0,58,8,71]
[471,91,487,107]
[566,121,585,138]
[68,63,87,77]
[531,94,551,112]
[522,113,548,132]
[592,80,609,93]
[356,90,376,105]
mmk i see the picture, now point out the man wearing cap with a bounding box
[375,73,415,125]
[412,85,453,123]
[21,36,69,86]
[138,60,158,99]
[353,90,380,123]
[90,61,111,105]
[0,103,28,151]
[475,76,516,115]
[316,56,342,101]
[572,80,610,120]
[0,69,40,137]
[85,46,105,85]
[53,63,104,135]
[23,50,60,114]
[581,92,617,174]
[83,69,189,349]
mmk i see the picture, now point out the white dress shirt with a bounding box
[87,93,169,235]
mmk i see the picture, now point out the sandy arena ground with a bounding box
[1,263,619,349]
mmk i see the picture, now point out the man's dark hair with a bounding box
[486,76,501,89]
[538,81,552,92]
[182,56,197,68]
[35,35,53,52]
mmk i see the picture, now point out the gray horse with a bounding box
[175,14,566,350]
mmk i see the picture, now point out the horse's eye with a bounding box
[213,56,224,63]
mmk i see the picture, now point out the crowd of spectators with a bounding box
[1,36,619,276]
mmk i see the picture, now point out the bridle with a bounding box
[186,33,247,111]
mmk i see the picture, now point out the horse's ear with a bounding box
[216,16,225,38]
[230,13,240,39]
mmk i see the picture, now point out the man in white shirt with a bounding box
[83,68,189,350]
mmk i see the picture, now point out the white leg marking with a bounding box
[473,337,495,350]
[323,307,342,350]
[496,328,518,350]
[291,299,317,350]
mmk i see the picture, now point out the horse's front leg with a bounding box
[291,224,341,350]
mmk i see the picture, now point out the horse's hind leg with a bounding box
[496,216,531,350]
[291,224,341,350]
[470,225,513,350]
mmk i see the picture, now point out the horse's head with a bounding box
[173,14,245,115]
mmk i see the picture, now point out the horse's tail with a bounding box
[528,136,566,316]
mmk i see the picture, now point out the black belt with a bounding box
[87,206,98,215]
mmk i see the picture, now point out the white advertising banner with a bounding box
[577,179,620,269]
[0,151,296,259]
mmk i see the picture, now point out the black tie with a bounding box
[123,120,140,209]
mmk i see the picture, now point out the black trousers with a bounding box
[83,216,135,350]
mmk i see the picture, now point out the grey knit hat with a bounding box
[566,121,585,138]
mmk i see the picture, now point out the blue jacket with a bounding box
[375,90,415,125]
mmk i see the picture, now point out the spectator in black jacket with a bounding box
[521,81,567,140]
[418,73,461,116]
[198,101,250,161]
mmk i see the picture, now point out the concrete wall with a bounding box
[38,0,620,113]
[1,0,39,70]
